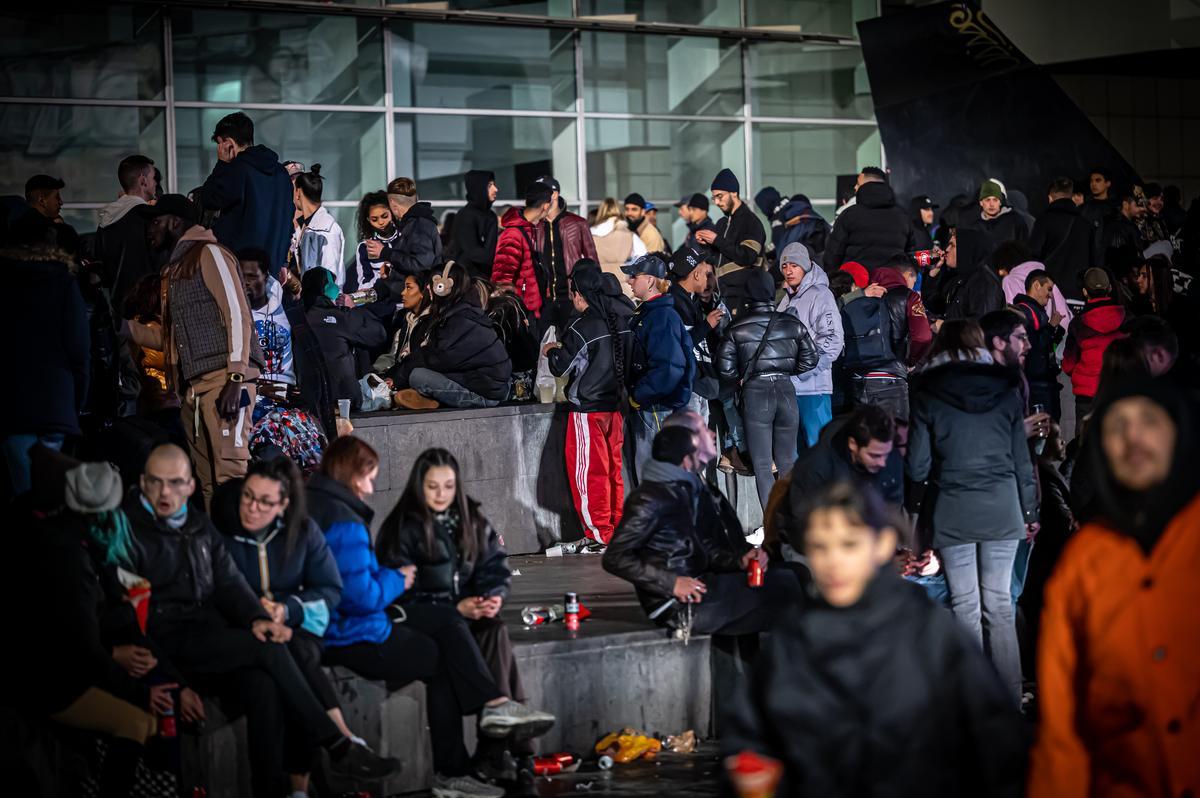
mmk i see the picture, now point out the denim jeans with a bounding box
[719,396,745,451]
[794,393,832,450]
[630,406,669,483]
[409,368,499,409]
[3,432,66,496]
[941,539,1022,704]
[906,573,950,607]
[849,375,910,423]
[1010,538,1034,606]
[741,375,799,509]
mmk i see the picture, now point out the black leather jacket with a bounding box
[603,469,750,617]
[125,491,269,636]
[714,302,820,384]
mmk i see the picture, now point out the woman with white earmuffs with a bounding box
[390,260,512,410]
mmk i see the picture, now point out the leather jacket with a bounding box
[714,302,820,384]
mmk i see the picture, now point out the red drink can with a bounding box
[533,756,564,775]
[747,557,764,588]
[159,710,177,738]
[564,592,580,631]
[914,249,932,268]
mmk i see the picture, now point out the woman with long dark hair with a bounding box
[312,437,550,797]
[214,455,363,797]
[544,259,634,544]
[349,190,398,293]
[292,164,347,288]
[377,447,549,778]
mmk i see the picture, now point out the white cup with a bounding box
[337,399,351,419]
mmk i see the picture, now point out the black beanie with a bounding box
[711,168,739,194]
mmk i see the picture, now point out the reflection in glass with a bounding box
[583,33,742,117]
[172,10,384,106]
[175,108,386,202]
[390,22,575,112]
[753,123,879,202]
[0,104,166,202]
[585,118,743,204]
[577,0,739,27]
[394,114,577,202]
[0,8,163,101]
[750,42,872,119]
[386,0,572,13]
[746,0,877,38]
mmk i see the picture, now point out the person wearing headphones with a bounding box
[391,261,512,410]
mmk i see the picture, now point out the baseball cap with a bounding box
[1083,267,1111,293]
[524,183,554,206]
[670,247,703,278]
[644,201,657,212]
[624,192,646,209]
[620,254,668,279]
[915,195,939,210]
[137,194,199,223]
[25,174,65,194]
[534,175,560,194]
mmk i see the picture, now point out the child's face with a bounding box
[804,508,896,608]
[369,204,393,232]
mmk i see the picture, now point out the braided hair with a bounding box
[569,259,626,396]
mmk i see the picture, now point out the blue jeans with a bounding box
[794,393,832,449]
[630,407,669,483]
[941,539,1022,704]
[719,396,745,451]
[907,573,950,607]
[1011,538,1034,606]
[3,432,66,496]
[409,368,499,409]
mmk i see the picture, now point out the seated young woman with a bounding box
[373,271,432,386]
[213,455,372,798]
[388,261,512,411]
[309,437,553,798]
[377,448,547,777]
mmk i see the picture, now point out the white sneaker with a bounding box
[479,700,556,739]
[433,772,506,797]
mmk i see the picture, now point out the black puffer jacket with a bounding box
[1028,198,1097,300]
[823,182,915,270]
[722,572,1027,798]
[714,301,819,384]
[603,461,749,617]
[305,296,388,411]
[397,301,512,401]
[964,207,1028,256]
[125,490,269,636]
[381,201,443,277]
[376,504,511,604]
[547,299,633,412]
[446,170,498,281]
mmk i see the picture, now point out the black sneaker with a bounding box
[328,740,402,781]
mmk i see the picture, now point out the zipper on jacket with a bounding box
[257,541,273,601]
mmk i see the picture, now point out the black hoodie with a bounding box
[198,144,293,277]
[380,201,442,280]
[908,355,1039,546]
[446,170,498,281]
[824,181,915,270]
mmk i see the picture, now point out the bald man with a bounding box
[125,445,398,794]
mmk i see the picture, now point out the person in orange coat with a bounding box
[1029,380,1200,798]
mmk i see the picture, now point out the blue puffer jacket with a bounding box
[628,294,695,411]
[213,478,344,637]
[306,472,406,646]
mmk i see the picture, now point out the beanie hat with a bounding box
[754,186,784,218]
[745,269,775,303]
[979,178,1006,202]
[711,168,740,194]
[624,192,646,209]
[840,261,870,289]
[779,242,812,271]
[65,462,124,514]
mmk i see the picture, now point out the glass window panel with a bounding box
[387,1,573,13]
[577,0,739,27]
[175,108,386,202]
[585,118,744,205]
[746,0,878,38]
[750,42,872,119]
[390,22,575,112]
[394,114,577,202]
[583,33,742,116]
[753,122,879,203]
[0,8,163,101]
[172,10,384,106]
[0,104,166,202]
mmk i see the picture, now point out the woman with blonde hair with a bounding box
[590,197,646,296]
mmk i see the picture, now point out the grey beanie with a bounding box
[779,242,812,271]
[64,462,124,514]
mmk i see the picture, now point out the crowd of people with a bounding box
[3,107,1199,797]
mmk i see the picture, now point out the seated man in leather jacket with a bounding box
[602,418,801,636]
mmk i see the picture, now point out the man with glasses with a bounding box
[125,444,399,796]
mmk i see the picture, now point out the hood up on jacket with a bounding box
[788,257,832,296]
[855,181,897,210]
[754,186,785,220]
[1086,379,1200,553]
[951,226,989,276]
[464,170,495,210]
[871,266,908,291]
[914,349,1019,413]
[237,144,285,176]
[1078,298,1125,335]
[98,195,146,228]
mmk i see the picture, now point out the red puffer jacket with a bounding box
[492,207,542,317]
[1062,298,1125,398]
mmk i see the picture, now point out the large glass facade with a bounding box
[0,1,877,234]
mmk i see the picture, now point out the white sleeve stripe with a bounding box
[207,244,245,365]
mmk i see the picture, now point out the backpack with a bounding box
[840,295,898,371]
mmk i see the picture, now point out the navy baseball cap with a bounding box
[621,254,668,279]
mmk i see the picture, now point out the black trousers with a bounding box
[152,611,341,797]
[287,629,339,711]
[323,603,502,776]
[688,568,803,637]
[470,616,525,703]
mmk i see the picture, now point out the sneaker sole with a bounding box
[433,787,504,798]
[479,715,556,740]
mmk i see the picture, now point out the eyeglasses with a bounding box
[241,490,282,511]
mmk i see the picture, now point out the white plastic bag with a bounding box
[358,373,392,412]
[535,325,558,404]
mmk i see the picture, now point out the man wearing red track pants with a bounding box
[545,259,634,545]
